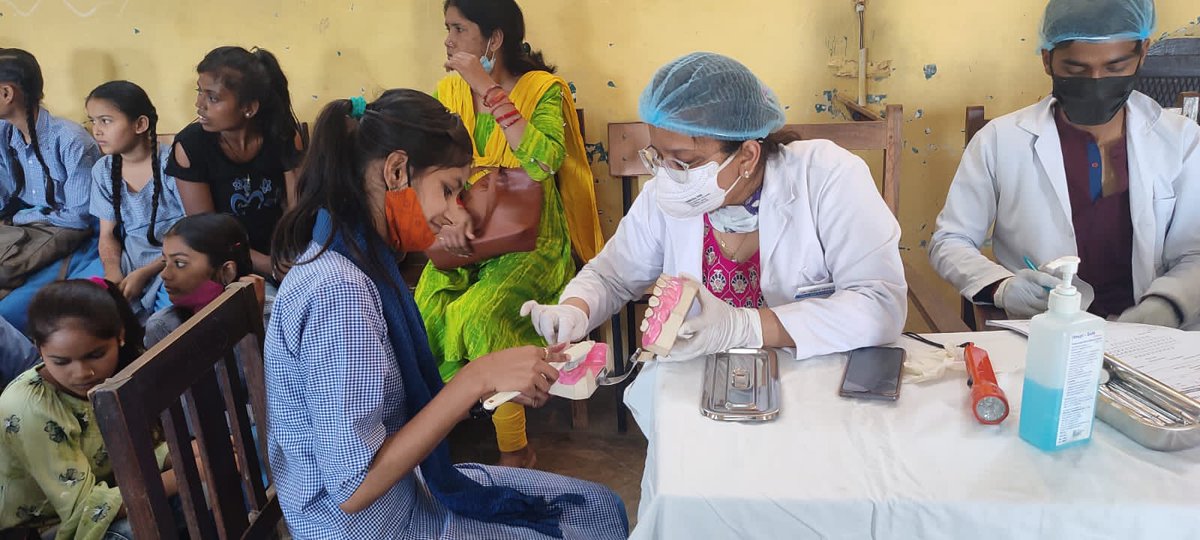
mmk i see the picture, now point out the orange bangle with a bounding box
[495,109,521,126]
[482,87,507,108]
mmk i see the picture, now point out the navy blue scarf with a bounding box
[312,210,581,537]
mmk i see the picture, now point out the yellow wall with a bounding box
[2,0,1197,321]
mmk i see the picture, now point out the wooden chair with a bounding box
[959,106,1008,331]
[156,122,310,150]
[91,282,280,539]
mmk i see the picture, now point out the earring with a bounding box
[245,112,252,118]
[742,170,751,178]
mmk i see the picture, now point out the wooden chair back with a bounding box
[965,105,990,148]
[156,122,310,152]
[91,282,280,540]
[960,106,1006,330]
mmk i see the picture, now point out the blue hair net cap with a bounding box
[1039,0,1156,50]
[638,52,786,141]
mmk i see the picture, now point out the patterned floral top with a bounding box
[0,366,166,539]
[702,215,765,308]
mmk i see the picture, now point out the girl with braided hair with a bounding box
[86,80,186,322]
[0,48,102,332]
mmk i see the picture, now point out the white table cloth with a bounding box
[624,331,1200,540]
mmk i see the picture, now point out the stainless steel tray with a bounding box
[700,348,780,422]
[1095,354,1200,451]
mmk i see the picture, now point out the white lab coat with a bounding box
[929,92,1200,325]
[561,140,907,360]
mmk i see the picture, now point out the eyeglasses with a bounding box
[638,146,726,184]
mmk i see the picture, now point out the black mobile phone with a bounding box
[839,346,906,401]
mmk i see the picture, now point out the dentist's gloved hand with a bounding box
[668,276,763,361]
[521,300,589,345]
[1117,296,1182,328]
[994,269,1060,318]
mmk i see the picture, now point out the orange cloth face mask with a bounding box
[385,188,436,252]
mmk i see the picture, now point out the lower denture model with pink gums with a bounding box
[640,275,700,358]
[548,341,610,400]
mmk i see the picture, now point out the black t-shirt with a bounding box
[165,123,298,254]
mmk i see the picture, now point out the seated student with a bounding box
[86,81,186,323]
[143,213,261,347]
[0,279,181,539]
[0,49,103,332]
[166,46,304,284]
[266,91,627,539]
[525,52,907,361]
[419,0,605,468]
[930,0,1200,328]
[0,315,37,389]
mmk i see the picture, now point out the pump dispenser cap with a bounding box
[1045,256,1082,313]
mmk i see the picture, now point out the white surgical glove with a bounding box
[994,269,1060,318]
[668,277,763,361]
[1117,296,1181,328]
[520,300,589,344]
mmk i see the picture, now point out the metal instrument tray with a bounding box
[700,348,780,422]
[1095,354,1200,451]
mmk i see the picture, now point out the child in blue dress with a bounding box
[265,90,628,539]
[0,48,103,332]
[86,80,186,322]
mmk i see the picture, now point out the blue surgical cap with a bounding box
[638,52,786,141]
[1040,0,1156,50]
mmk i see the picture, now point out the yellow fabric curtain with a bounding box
[436,73,605,261]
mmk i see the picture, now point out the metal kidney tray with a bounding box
[701,348,780,422]
[1095,354,1200,451]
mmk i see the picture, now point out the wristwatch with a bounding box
[468,400,494,420]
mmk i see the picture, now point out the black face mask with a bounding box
[1051,74,1139,126]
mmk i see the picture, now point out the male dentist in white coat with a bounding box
[930,0,1200,328]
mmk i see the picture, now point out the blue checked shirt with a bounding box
[265,243,628,539]
[0,108,100,229]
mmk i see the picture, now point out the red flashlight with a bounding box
[961,342,1009,425]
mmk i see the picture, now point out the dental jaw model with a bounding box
[640,275,700,359]
[484,340,609,410]
[549,341,610,400]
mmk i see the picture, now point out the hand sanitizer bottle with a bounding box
[1018,256,1106,451]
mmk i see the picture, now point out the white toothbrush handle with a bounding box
[483,391,521,411]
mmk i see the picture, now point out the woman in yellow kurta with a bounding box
[417,0,603,467]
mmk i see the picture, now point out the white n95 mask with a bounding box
[654,152,740,219]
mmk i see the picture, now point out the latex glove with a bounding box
[520,300,589,345]
[668,277,763,361]
[1117,296,1181,328]
[994,269,1060,318]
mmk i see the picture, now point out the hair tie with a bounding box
[348,96,367,119]
[87,276,110,289]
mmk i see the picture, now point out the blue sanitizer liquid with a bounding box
[1019,379,1092,451]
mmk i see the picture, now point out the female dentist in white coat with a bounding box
[521,52,907,365]
[929,0,1200,328]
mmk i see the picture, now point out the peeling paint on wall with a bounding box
[585,141,609,164]
[922,64,937,79]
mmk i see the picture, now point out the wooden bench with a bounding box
[91,282,280,539]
